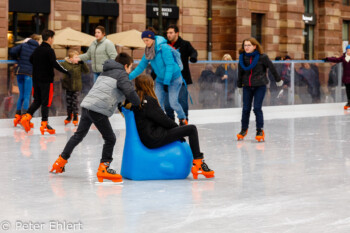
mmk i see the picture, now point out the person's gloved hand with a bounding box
[322,58,328,62]
[276,80,283,87]
[190,57,197,63]
[238,87,243,96]
[117,103,124,118]
[78,60,84,64]
[163,85,169,93]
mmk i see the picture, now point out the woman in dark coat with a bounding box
[133,75,214,179]
[237,38,283,142]
[9,34,40,127]
[215,54,238,107]
[324,45,350,109]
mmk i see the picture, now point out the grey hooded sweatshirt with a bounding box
[81,59,140,117]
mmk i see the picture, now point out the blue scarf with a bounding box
[239,51,260,71]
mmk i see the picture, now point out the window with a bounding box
[147,0,177,5]
[343,21,350,51]
[8,12,48,48]
[146,0,178,37]
[83,0,116,2]
[343,0,350,6]
[303,0,314,59]
[82,16,116,36]
[304,0,314,13]
[251,13,263,44]
[303,25,314,60]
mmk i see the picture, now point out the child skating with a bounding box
[60,50,89,126]
[20,29,70,135]
[237,38,282,142]
[50,53,140,183]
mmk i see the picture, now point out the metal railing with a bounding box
[0,60,345,119]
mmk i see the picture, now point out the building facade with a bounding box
[2,0,350,61]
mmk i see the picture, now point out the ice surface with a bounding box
[1,103,350,232]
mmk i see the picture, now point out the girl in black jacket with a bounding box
[133,75,214,179]
[237,38,282,142]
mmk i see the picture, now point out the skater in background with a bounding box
[20,29,70,135]
[215,54,238,107]
[324,45,350,109]
[237,38,283,142]
[50,53,140,183]
[165,25,198,122]
[9,34,40,127]
[79,25,117,83]
[133,75,214,179]
[198,64,218,108]
[128,30,188,126]
[267,56,283,105]
[60,50,89,126]
[296,63,321,103]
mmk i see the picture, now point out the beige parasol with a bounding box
[53,27,95,47]
[107,29,145,57]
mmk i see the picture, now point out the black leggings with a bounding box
[153,125,203,160]
[346,84,350,101]
[66,90,79,115]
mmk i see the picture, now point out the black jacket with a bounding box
[238,54,281,87]
[30,42,69,83]
[134,95,178,148]
[9,39,39,76]
[167,36,198,85]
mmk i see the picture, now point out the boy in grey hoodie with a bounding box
[50,53,140,183]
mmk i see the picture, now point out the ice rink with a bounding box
[1,103,350,233]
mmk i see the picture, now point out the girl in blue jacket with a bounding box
[129,31,187,125]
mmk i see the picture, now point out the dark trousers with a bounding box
[241,86,266,130]
[66,90,79,115]
[61,108,116,163]
[27,82,53,121]
[153,125,203,160]
[165,84,189,120]
[346,84,350,101]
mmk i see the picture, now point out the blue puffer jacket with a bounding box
[129,36,181,85]
[10,39,39,76]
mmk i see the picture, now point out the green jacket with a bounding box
[60,58,90,92]
[79,37,117,73]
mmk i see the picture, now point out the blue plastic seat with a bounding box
[121,108,193,180]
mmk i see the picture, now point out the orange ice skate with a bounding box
[50,155,68,173]
[20,113,32,132]
[40,121,56,135]
[96,162,123,183]
[237,129,248,141]
[191,159,215,179]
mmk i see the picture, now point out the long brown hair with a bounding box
[135,75,159,106]
[238,37,264,54]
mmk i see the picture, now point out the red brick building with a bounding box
[2,0,350,61]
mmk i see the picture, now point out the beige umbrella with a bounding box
[108,29,145,57]
[53,27,95,47]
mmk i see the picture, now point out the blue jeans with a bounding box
[241,86,266,130]
[164,84,188,120]
[93,72,101,83]
[16,74,32,111]
[155,77,186,120]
